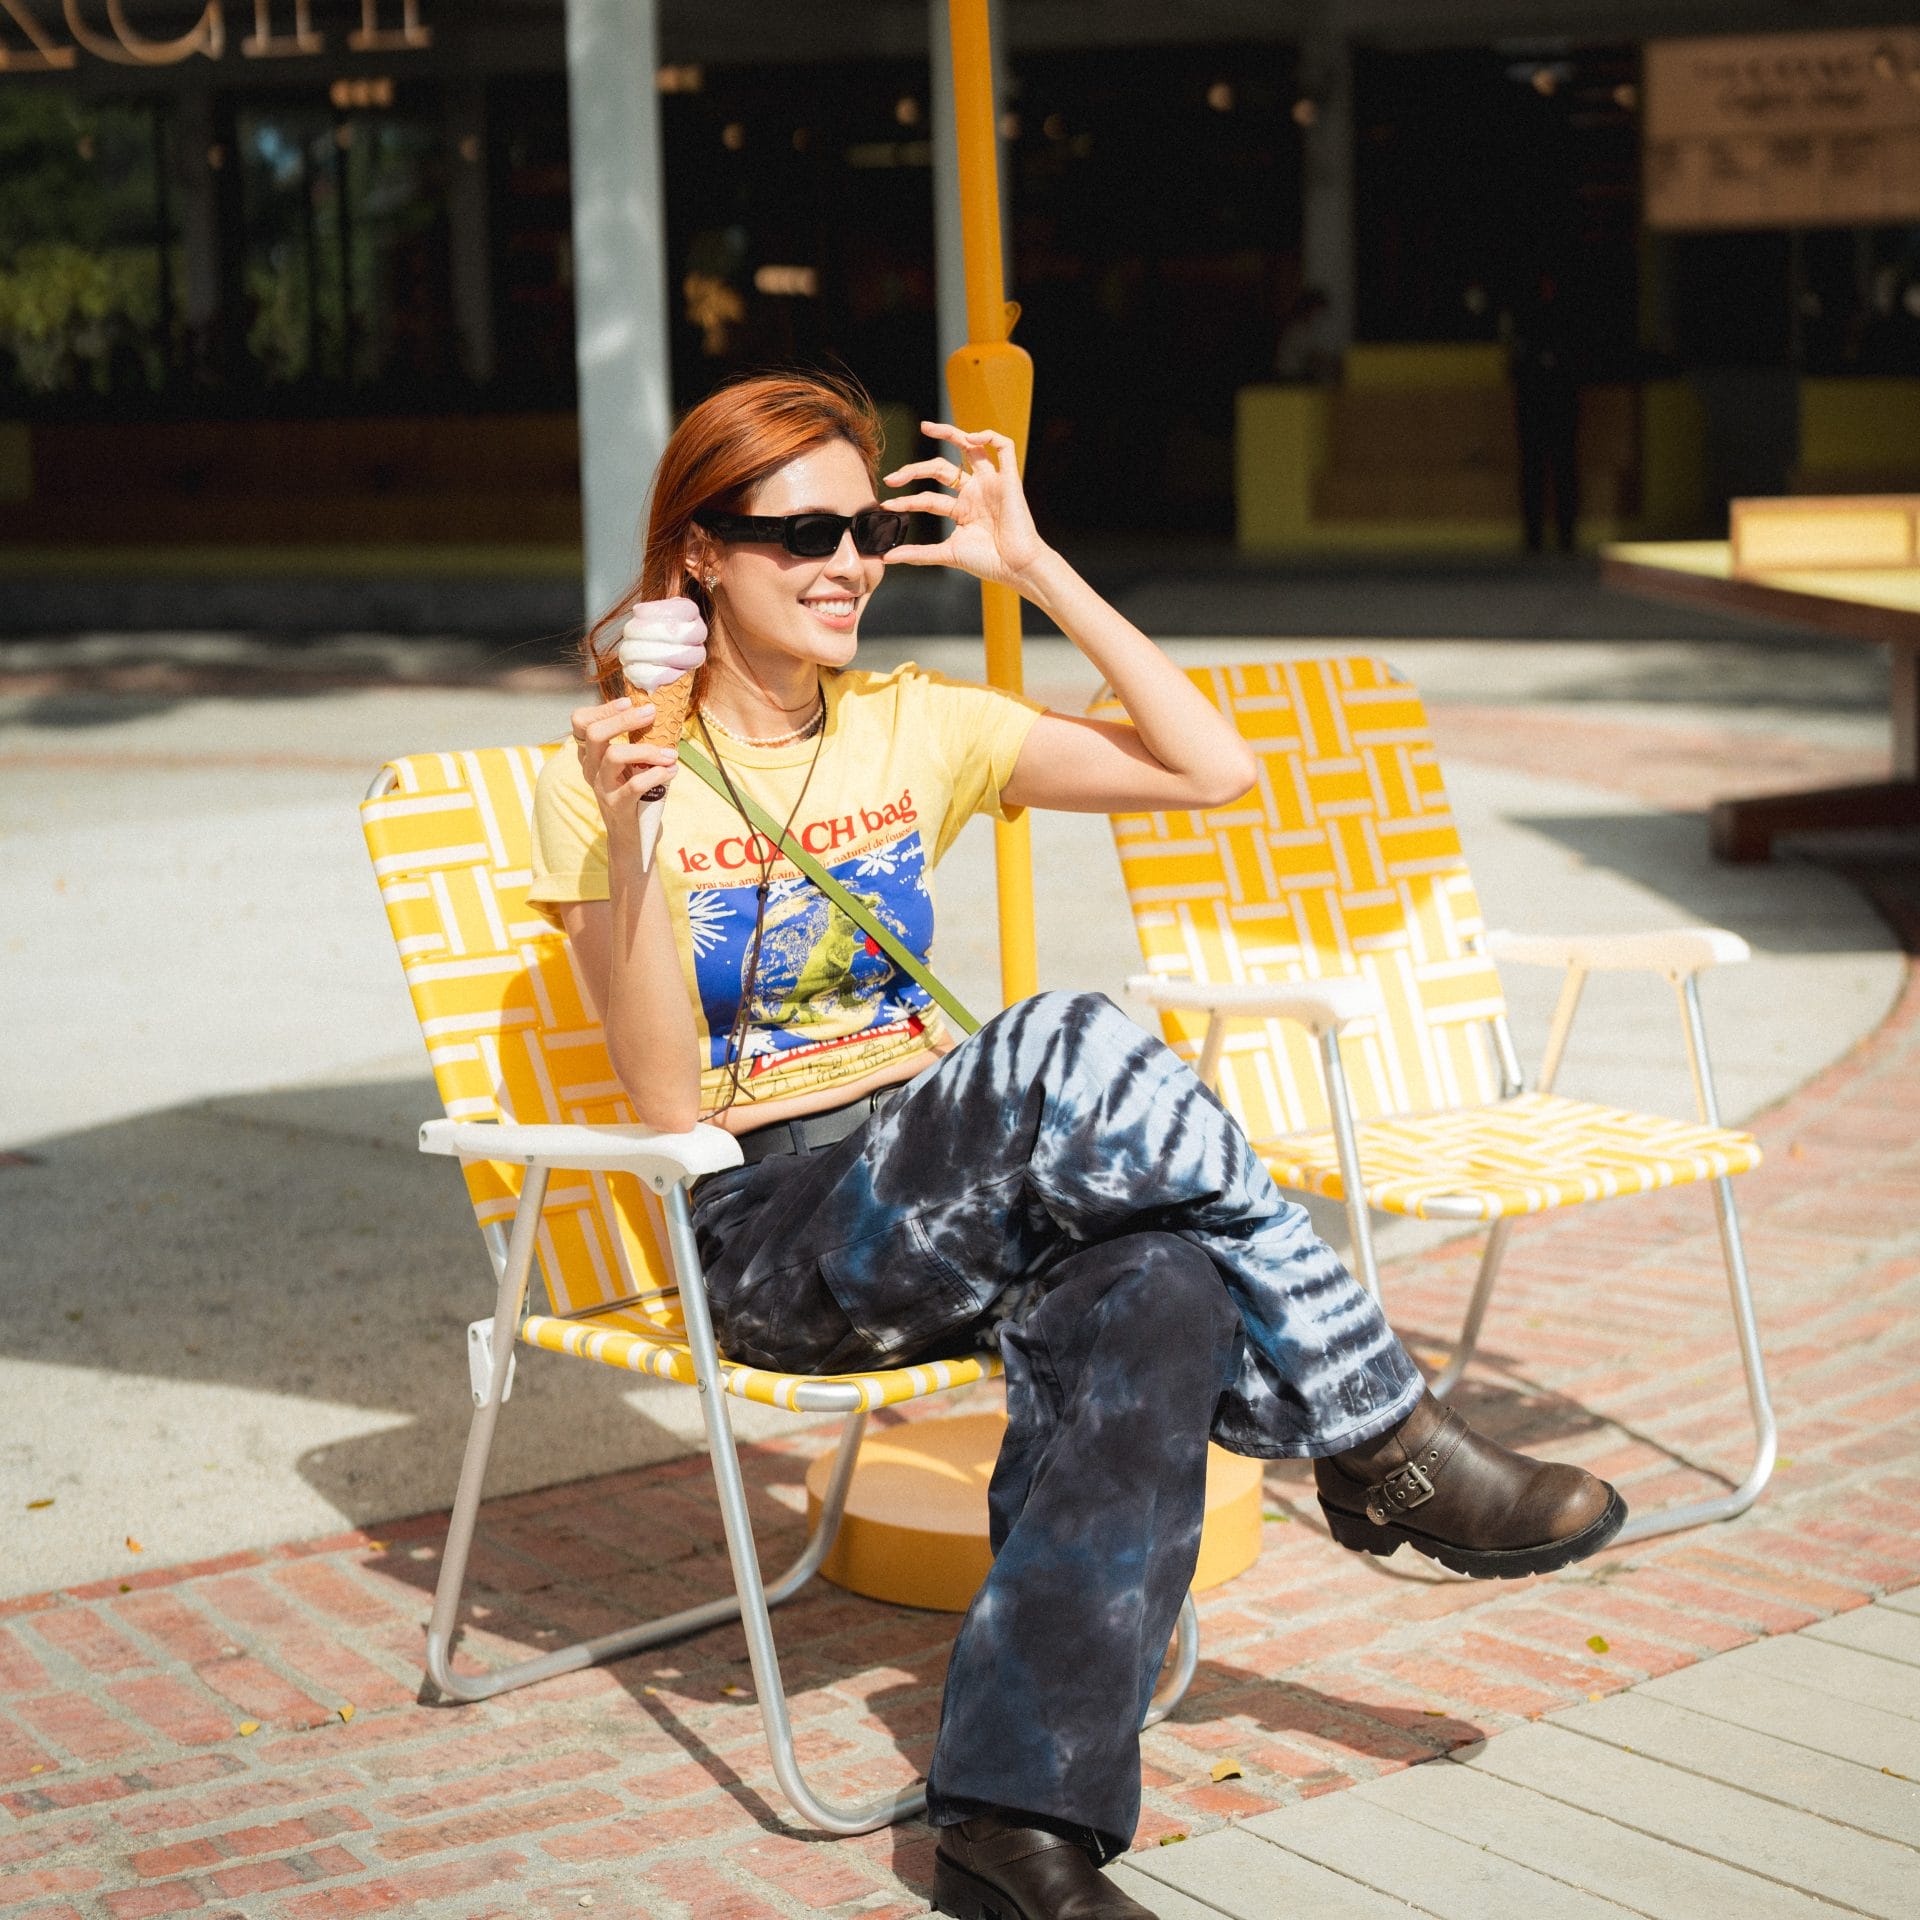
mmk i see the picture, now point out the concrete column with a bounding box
[1299,2,1354,360]
[930,0,1009,421]
[446,81,495,386]
[565,0,673,621]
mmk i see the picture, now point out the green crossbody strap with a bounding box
[678,739,982,1038]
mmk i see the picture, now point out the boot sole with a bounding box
[933,1852,1035,1920]
[1319,1486,1628,1579]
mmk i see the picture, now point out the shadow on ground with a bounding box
[2,1075,747,1572]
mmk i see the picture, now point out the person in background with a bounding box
[1508,270,1582,554]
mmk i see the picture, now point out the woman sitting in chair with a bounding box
[530,372,1624,1920]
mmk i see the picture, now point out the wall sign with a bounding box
[1645,29,1920,230]
[0,0,428,72]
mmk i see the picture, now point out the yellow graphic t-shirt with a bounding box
[528,663,1043,1117]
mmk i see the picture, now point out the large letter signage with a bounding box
[0,0,430,69]
[0,0,75,69]
[61,1,224,64]
[242,0,320,58]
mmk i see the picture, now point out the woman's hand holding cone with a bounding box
[571,597,708,869]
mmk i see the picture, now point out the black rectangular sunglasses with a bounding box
[694,507,910,559]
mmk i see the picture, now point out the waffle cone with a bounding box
[634,669,696,751]
[627,670,695,873]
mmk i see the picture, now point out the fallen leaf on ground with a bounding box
[1423,1708,1445,1716]
[338,1705,355,1723]
[1209,1759,1243,1782]
[28,1765,46,1775]
[237,1722,260,1737]
[720,1684,748,1697]
[1585,1634,1608,1653]
[125,1537,144,1553]
[25,1499,52,1510]
[1157,1832,1187,1847]
[1261,1509,1290,1523]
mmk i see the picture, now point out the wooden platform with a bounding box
[1116,1588,1920,1918]
[1603,537,1920,861]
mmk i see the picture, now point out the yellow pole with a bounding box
[943,0,1037,1007]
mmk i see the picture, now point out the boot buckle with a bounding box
[1365,1460,1435,1525]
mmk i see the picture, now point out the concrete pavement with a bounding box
[2,619,1919,1917]
[1,633,1903,1596]
[1113,1589,1920,1919]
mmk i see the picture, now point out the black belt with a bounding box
[697,1084,902,1195]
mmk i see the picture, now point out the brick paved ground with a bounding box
[5,713,1918,1920]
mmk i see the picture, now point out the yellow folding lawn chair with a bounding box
[1099,657,1776,1545]
[359,745,1198,1835]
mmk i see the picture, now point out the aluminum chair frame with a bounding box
[1134,929,1777,1549]
[415,1121,1198,1835]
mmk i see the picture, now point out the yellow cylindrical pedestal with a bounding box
[804,1411,1264,1612]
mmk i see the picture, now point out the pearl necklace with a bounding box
[700,697,825,750]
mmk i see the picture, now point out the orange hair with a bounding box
[583,370,886,705]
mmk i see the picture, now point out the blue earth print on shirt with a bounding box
[683,830,936,1074]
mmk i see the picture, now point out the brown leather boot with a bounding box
[933,1814,1159,1919]
[1315,1391,1625,1578]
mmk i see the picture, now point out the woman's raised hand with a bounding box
[881,422,1050,590]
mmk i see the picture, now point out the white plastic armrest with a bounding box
[1126,973,1382,1035]
[1485,928,1750,975]
[419,1118,744,1194]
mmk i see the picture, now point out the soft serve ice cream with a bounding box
[615,597,708,870]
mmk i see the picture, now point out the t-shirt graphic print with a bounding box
[687,825,936,1084]
[527,662,1043,1117]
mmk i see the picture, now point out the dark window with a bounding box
[1353,44,1639,374]
[0,89,178,410]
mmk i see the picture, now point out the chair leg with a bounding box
[422,1166,869,1709]
[1143,1594,1200,1728]
[423,1164,545,1703]
[1606,972,1778,1542]
[1427,1218,1515,1401]
[423,1400,871,1707]
[1318,1028,1383,1299]
[430,1178,1209,1835]
[1612,1173,1777,1545]
[659,1188,931,1834]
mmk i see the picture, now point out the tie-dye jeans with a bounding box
[690,991,1423,1859]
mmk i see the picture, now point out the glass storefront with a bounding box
[235,90,454,395]
[0,90,177,406]
[1,8,1914,555]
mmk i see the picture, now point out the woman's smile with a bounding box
[801,592,861,632]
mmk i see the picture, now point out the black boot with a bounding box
[933,1813,1159,1920]
[1316,1391,1625,1578]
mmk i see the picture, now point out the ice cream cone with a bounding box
[629,669,695,872]
[614,595,708,874]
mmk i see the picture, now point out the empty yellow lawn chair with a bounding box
[360,745,1198,1835]
[1099,657,1776,1546]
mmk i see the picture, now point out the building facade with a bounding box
[3,0,1918,604]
